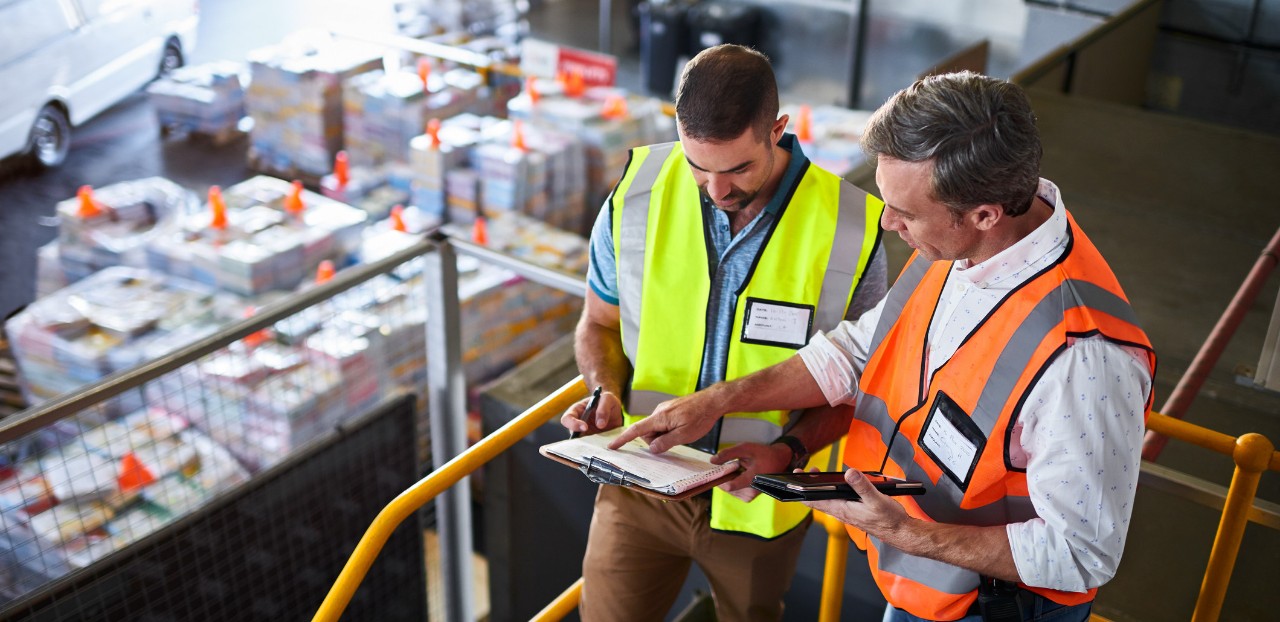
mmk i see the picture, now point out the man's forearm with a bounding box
[574,315,629,395]
[707,355,829,416]
[884,520,1020,582]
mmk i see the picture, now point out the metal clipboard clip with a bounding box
[580,456,650,487]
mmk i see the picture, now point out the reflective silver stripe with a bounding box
[871,536,979,594]
[618,142,677,361]
[852,394,964,511]
[813,184,869,331]
[719,418,784,445]
[869,254,931,355]
[627,389,677,415]
[855,279,1142,528]
[971,279,1141,432]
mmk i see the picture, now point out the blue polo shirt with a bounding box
[587,133,885,390]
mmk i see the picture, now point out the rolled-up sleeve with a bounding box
[798,297,884,407]
[1006,337,1152,591]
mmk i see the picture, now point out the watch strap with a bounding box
[771,434,808,471]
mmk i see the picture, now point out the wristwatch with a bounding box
[771,435,809,472]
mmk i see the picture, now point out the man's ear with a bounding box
[771,114,789,143]
[968,203,1004,231]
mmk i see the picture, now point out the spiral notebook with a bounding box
[539,429,740,500]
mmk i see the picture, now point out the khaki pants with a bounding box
[580,484,810,622]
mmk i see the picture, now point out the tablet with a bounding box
[751,471,925,501]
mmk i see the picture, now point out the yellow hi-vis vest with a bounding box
[611,140,883,538]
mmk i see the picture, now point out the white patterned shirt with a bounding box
[798,179,1152,592]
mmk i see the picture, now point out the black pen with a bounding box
[570,386,603,439]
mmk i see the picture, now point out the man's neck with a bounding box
[966,196,1054,266]
[726,144,791,235]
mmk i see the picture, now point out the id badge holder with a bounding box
[918,391,986,490]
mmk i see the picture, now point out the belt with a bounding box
[962,586,1044,618]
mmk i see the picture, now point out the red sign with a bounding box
[521,39,617,87]
[557,47,617,87]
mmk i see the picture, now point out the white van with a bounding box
[0,0,199,168]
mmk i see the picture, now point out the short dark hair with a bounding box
[862,71,1042,217]
[675,45,778,143]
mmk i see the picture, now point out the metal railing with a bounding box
[0,237,437,443]
[420,230,588,622]
[1140,413,1279,622]
[1143,226,1280,461]
[0,227,588,620]
[313,375,589,621]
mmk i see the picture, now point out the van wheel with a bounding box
[27,105,70,168]
[159,38,183,76]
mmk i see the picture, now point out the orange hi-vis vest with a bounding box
[842,210,1155,621]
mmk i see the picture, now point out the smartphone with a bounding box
[751,471,925,501]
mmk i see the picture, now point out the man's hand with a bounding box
[710,442,792,502]
[803,468,1022,582]
[803,469,911,537]
[559,391,624,436]
[607,390,724,452]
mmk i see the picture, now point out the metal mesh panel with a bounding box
[0,264,433,614]
[0,393,423,621]
[0,229,584,614]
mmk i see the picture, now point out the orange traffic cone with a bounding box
[525,76,541,105]
[315,259,336,284]
[390,204,407,232]
[208,185,227,230]
[566,68,585,98]
[76,185,103,218]
[284,180,305,217]
[472,214,489,246]
[511,120,528,152]
[427,118,442,149]
[117,452,157,492]
[601,94,628,120]
[241,306,270,349]
[796,104,813,144]
[417,57,431,89]
[333,151,350,189]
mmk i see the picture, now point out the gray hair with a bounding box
[862,71,1041,217]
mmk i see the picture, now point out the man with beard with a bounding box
[559,44,887,621]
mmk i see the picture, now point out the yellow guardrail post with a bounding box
[311,376,587,622]
[1193,432,1275,622]
[816,511,849,622]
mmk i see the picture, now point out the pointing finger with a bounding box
[607,422,644,449]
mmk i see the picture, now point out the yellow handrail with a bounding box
[1143,411,1278,621]
[531,578,584,622]
[816,511,850,622]
[311,376,588,622]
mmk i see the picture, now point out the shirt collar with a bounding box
[764,133,808,216]
[952,178,1069,289]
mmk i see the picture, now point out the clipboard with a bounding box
[540,450,737,501]
[539,429,741,501]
